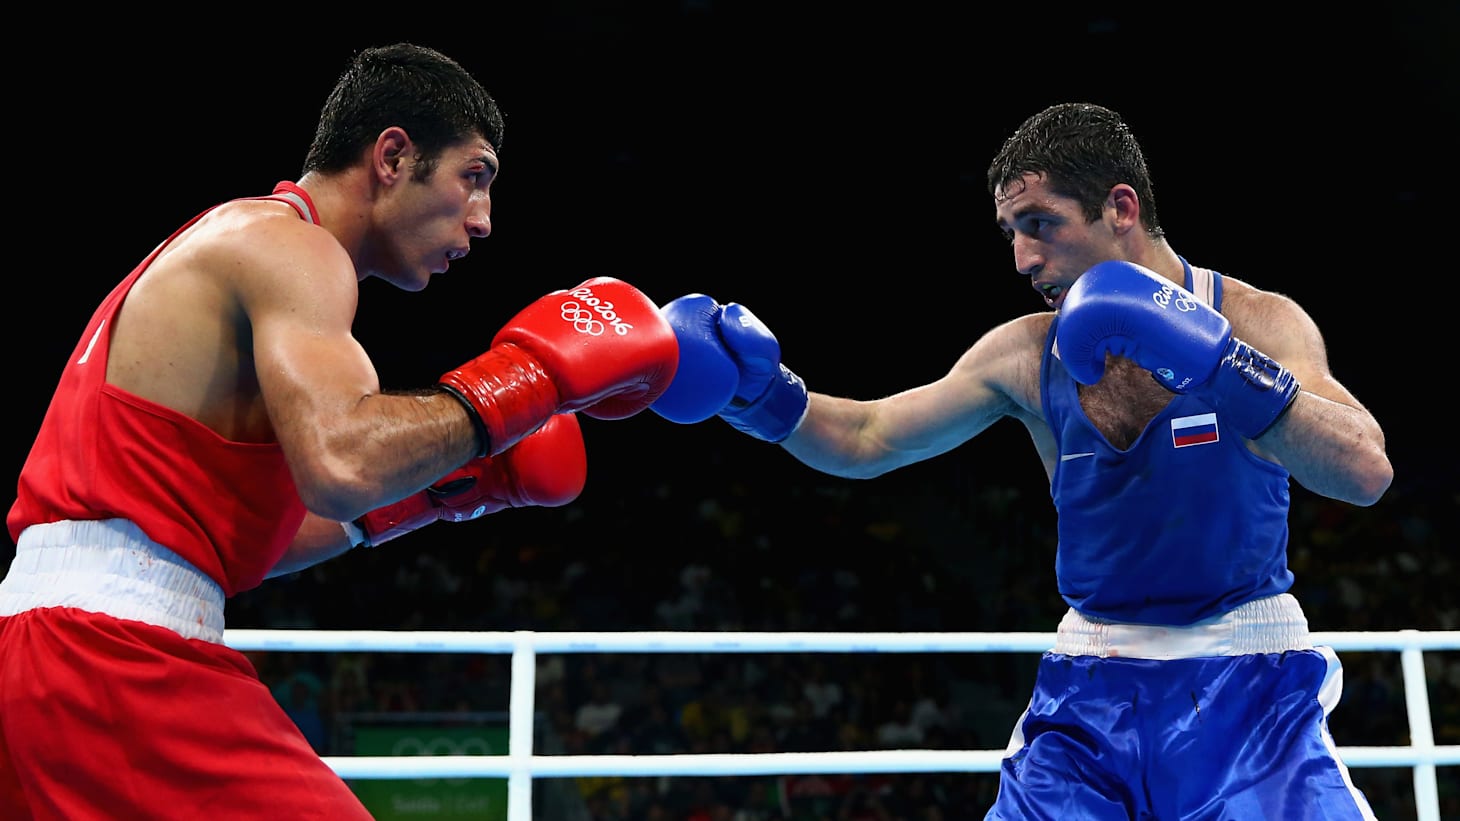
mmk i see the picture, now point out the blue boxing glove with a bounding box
[1057,260,1299,439]
[718,302,809,442]
[648,295,741,424]
[650,294,809,442]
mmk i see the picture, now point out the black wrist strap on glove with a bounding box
[720,364,810,443]
[1195,338,1300,439]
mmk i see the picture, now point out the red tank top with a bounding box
[6,182,319,596]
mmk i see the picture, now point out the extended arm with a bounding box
[650,294,1038,479]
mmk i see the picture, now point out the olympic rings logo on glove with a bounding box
[561,284,636,336]
[560,301,607,336]
[1151,283,1201,314]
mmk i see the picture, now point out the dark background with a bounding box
[5,4,1458,819]
[4,7,1453,617]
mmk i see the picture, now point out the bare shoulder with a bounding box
[106,198,359,440]
[1217,272,1331,375]
[182,199,359,320]
[948,311,1051,418]
[956,311,1051,369]
[195,199,352,282]
[1219,275,1318,338]
[1002,310,1056,346]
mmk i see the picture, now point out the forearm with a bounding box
[782,372,1009,481]
[650,292,1003,479]
[275,412,588,568]
[782,393,926,480]
[290,389,479,523]
[1259,391,1392,506]
[781,393,871,477]
[267,513,358,578]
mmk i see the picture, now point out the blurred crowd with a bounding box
[231,456,1456,820]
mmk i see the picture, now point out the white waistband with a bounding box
[1053,594,1313,659]
[0,519,225,643]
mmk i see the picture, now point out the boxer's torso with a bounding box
[6,183,319,596]
[1039,262,1295,625]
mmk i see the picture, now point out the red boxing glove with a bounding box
[354,413,587,548]
[439,277,679,457]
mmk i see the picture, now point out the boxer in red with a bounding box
[0,43,677,820]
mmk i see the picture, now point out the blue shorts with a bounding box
[987,646,1376,820]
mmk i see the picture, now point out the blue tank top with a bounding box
[1041,260,1294,625]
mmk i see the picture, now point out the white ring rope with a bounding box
[226,629,1460,821]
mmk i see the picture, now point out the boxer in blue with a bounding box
[651,102,1393,819]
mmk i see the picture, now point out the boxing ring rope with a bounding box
[226,629,1460,821]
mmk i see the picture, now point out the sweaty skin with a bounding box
[107,135,500,574]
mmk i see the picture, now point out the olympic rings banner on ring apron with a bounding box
[346,718,510,820]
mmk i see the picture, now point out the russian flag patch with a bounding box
[1171,413,1219,448]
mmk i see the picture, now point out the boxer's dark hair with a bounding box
[987,102,1163,238]
[302,43,505,181]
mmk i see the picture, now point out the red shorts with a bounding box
[0,524,374,821]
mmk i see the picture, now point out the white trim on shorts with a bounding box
[0,519,226,643]
[1053,594,1313,659]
